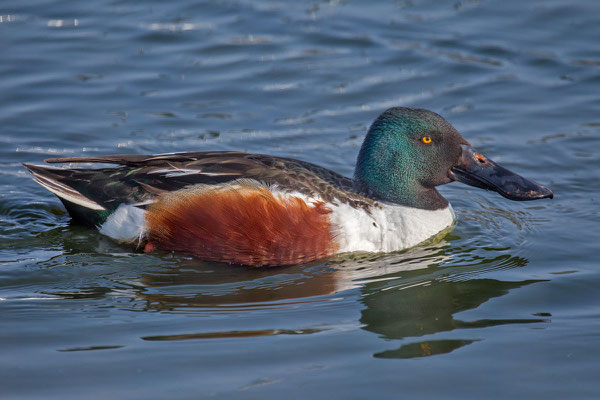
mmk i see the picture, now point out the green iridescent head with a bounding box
[354,107,468,210]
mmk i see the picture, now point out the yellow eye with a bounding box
[421,136,432,144]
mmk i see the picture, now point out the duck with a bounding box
[24,107,553,267]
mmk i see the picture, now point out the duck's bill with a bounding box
[449,145,553,201]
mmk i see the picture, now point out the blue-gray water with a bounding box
[1,1,599,398]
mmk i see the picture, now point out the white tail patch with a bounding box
[99,204,146,244]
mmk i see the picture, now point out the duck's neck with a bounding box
[353,178,448,210]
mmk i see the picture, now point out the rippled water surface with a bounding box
[1,0,599,398]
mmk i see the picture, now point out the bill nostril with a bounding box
[474,153,487,164]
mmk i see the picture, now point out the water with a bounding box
[1,0,599,398]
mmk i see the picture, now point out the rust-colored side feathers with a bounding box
[145,182,337,266]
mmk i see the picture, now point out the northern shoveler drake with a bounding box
[24,107,553,267]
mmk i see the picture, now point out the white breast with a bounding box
[328,200,455,253]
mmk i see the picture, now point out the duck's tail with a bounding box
[23,162,115,227]
[23,163,106,211]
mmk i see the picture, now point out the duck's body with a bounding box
[25,151,454,264]
[25,107,552,266]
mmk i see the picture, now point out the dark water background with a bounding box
[1,0,599,398]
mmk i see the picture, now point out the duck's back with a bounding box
[25,151,376,224]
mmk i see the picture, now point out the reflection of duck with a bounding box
[127,241,507,310]
[111,248,548,349]
[134,260,341,310]
[24,108,552,266]
[359,260,548,358]
[127,238,457,310]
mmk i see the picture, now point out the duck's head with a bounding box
[354,107,553,210]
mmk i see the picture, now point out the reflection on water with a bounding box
[124,239,532,307]
[142,328,321,341]
[361,276,547,358]
[134,262,339,311]
[36,234,549,360]
[122,239,458,310]
[123,241,548,358]
[27,217,549,345]
[58,345,124,352]
[375,339,479,359]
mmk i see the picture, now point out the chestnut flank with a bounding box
[145,182,337,266]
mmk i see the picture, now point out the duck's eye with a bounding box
[421,136,432,144]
